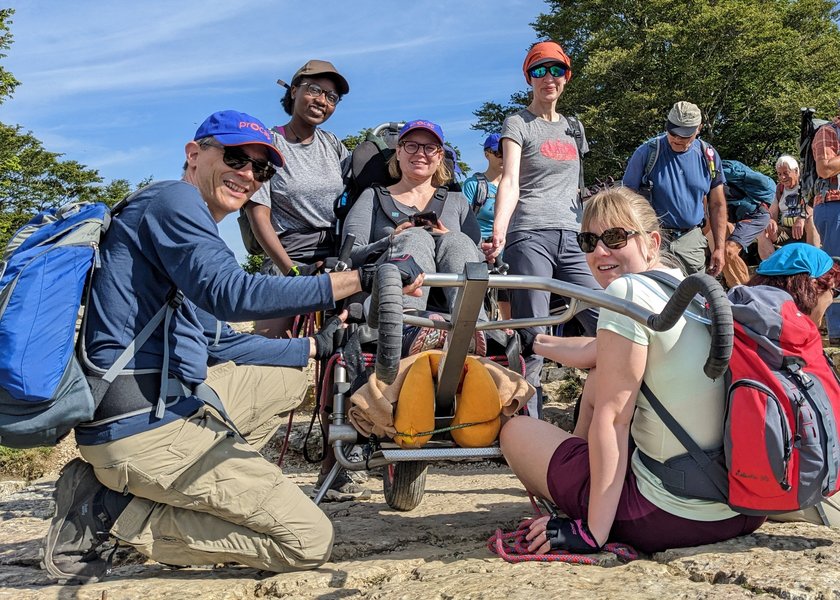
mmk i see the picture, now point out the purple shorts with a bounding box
[547,438,765,554]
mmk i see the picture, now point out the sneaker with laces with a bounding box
[403,312,447,356]
[314,470,372,502]
[43,459,131,583]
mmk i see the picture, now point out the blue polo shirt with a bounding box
[623,136,725,229]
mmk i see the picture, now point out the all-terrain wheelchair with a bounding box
[313,262,732,511]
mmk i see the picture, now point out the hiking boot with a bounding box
[314,470,372,502]
[43,459,131,583]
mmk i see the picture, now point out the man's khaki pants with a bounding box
[79,362,333,572]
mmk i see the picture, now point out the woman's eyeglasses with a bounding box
[207,143,276,182]
[577,228,640,253]
[528,64,567,79]
[299,82,341,106]
[399,141,442,157]
[832,288,840,300]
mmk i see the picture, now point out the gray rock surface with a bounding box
[1,466,838,599]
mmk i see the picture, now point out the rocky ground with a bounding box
[0,361,838,599]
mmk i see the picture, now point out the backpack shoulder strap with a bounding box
[566,115,586,201]
[699,139,717,180]
[642,137,662,184]
[639,381,730,499]
[428,186,448,216]
[472,173,489,213]
[372,184,403,227]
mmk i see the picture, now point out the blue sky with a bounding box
[2,0,548,261]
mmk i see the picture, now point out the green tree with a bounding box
[474,0,840,180]
[0,9,139,246]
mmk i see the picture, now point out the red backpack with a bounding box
[638,278,840,515]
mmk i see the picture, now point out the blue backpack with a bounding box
[721,159,776,221]
[0,200,175,448]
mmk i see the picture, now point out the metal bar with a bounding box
[420,272,659,327]
[435,263,488,411]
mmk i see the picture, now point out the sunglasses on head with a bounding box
[577,227,640,253]
[528,64,567,79]
[208,143,276,183]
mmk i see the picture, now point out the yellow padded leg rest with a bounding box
[394,351,436,448]
[450,356,502,447]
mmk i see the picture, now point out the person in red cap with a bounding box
[484,40,600,417]
[42,110,423,583]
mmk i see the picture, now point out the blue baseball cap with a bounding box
[194,110,285,167]
[483,134,501,152]
[398,119,445,144]
[756,243,834,278]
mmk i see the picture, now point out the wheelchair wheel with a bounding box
[382,461,428,511]
[368,263,404,385]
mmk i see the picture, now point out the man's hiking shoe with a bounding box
[315,470,372,502]
[43,459,131,583]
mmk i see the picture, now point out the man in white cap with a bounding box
[623,101,726,276]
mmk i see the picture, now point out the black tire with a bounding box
[382,461,428,511]
[368,264,403,385]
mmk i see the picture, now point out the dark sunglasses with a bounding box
[209,143,276,183]
[577,228,640,253]
[833,288,840,299]
[528,64,567,79]
[299,81,341,106]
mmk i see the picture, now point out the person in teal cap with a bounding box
[747,242,840,526]
[749,243,839,330]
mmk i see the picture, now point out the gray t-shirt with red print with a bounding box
[501,108,588,233]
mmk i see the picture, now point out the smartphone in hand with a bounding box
[410,211,439,228]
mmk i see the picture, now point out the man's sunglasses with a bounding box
[209,143,276,183]
[577,227,640,253]
[528,64,567,79]
[299,82,341,106]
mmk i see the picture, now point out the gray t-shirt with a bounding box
[501,109,588,233]
[250,127,350,234]
[342,186,481,266]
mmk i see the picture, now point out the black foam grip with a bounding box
[369,264,404,385]
[646,273,733,380]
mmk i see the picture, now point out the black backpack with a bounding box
[336,122,461,224]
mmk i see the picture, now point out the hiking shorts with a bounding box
[728,208,770,250]
[546,437,765,554]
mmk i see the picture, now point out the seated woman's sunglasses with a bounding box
[577,228,640,253]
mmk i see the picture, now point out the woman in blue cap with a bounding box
[342,120,486,354]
